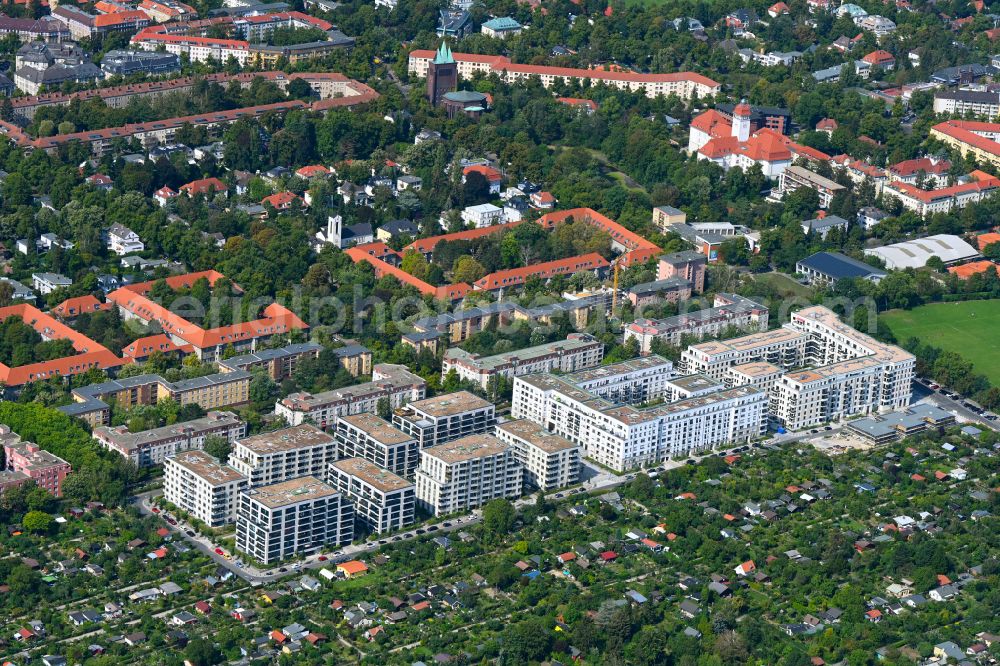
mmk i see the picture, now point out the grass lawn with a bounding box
[752,272,813,299]
[880,300,1000,384]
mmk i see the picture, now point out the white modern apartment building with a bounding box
[779,306,914,422]
[275,364,426,428]
[441,333,604,389]
[512,373,768,471]
[130,34,252,66]
[624,294,769,352]
[327,458,415,534]
[566,355,675,405]
[680,305,914,430]
[228,424,337,487]
[164,450,248,527]
[933,90,1000,118]
[460,203,504,228]
[92,411,245,468]
[680,327,808,380]
[393,391,497,450]
[494,419,580,490]
[333,413,419,478]
[236,476,353,565]
[724,361,783,395]
[414,434,523,515]
[772,357,892,430]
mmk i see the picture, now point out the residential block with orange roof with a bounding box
[0,303,125,389]
[106,271,308,362]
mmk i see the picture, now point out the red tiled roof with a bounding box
[890,157,950,177]
[862,49,895,65]
[180,177,227,196]
[462,165,502,182]
[94,10,149,26]
[262,191,303,208]
[409,50,721,89]
[932,119,1000,158]
[537,207,660,266]
[52,295,109,318]
[345,244,471,301]
[122,333,193,359]
[108,272,307,350]
[295,165,329,178]
[132,31,250,50]
[885,172,1000,203]
[816,118,838,131]
[556,97,598,111]
[95,0,129,12]
[404,222,523,255]
[0,303,124,386]
[691,109,732,140]
[786,140,831,162]
[474,252,610,290]
[337,560,368,575]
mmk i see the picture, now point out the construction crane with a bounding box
[611,257,622,315]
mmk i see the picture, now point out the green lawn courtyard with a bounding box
[880,299,1000,384]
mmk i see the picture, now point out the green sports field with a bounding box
[880,300,1000,384]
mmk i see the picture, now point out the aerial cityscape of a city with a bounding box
[0,0,998,663]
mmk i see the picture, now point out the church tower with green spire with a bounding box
[427,41,457,106]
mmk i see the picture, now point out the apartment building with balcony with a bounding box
[512,372,768,471]
[164,450,248,527]
[0,426,71,497]
[92,411,245,467]
[414,434,522,515]
[327,458,415,534]
[441,333,604,390]
[678,305,914,430]
[566,355,675,405]
[680,328,808,380]
[333,413,419,478]
[275,364,426,427]
[494,419,580,490]
[624,294,769,352]
[236,476,353,565]
[393,391,496,450]
[228,424,337,487]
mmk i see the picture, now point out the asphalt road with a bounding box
[913,380,999,431]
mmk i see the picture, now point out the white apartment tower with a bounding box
[236,476,354,565]
[415,434,523,515]
[333,413,419,478]
[164,450,248,527]
[228,424,338,487]
[494,419,581,490]
[393,391,497,450]
[327,458,416,534]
